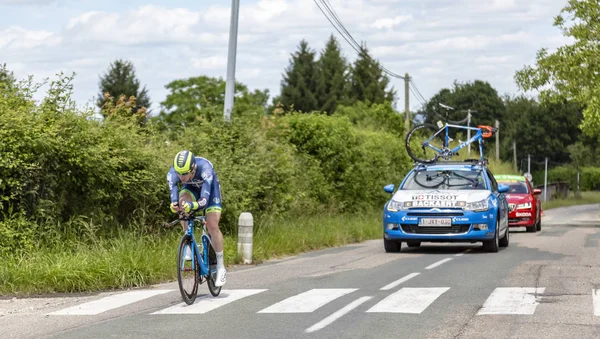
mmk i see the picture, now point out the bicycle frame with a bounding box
[422,123,493,162]
[184,216,213,278]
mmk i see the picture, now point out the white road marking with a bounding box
[425,258,453,269]
[151,289,267,315]
[593,289,600,316]
[477,287,546,315]
[380,273,420,291]
[258,288,357,313]
[305,296,372,333]
[49,289,174,315]
[455,249,472,257]
[366,287,450,313]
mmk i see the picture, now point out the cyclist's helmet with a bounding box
[173,150,196,175]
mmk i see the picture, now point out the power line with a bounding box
[312,0,406,80]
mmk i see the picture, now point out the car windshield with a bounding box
[498,181,529,194]
[401,169,487,190]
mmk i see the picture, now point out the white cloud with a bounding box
[370,15,413,30]
[0,0,571,113]
[191,56,227,70]
[0,0,57,4]
[0,26,61,49]
[65,5,202,44]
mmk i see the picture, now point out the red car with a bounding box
[494,174,542,232]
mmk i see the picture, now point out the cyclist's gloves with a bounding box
[181,201,200,213]
[170,202,179,213]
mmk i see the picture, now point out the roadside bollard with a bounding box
[237,212,253,264]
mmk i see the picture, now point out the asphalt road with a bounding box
[2,203,600,339]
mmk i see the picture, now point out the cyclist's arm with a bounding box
[196,168,214,210]
[167,167,181,203]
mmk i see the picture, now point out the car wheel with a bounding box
[499,222,509,247]
[536,218,542,231]
[384,237,401,253]
[483,219,499,253]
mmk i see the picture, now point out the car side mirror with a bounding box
[533,188,542,195]
[384,184,395,193]
[498,184,509,193]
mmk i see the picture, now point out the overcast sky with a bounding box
[0,0,571,114]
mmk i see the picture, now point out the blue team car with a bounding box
[382,161,510,253]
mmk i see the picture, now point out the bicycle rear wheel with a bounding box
[177,234,199,305]
[206,239,222,297]
[405,123,446,163]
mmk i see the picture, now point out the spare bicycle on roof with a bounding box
[405,103,497,164]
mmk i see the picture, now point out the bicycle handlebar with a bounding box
[162,210,206,229]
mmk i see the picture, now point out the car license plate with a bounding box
[418,218,452,227]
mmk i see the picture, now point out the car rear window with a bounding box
[401,169,487,190]
[499,181,529,194]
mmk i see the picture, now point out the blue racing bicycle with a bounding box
[405,119,497,164]
[163,210,221,304]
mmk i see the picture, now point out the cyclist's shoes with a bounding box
[184,246,192,261]
[215,267,227,287]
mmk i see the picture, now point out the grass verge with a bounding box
[542,191,600,210]
[0,210,382,296]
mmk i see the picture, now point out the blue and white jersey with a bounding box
[167,156,216,206]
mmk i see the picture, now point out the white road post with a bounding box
[237,212,253,264]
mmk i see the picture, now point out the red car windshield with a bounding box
[499,181,530,194]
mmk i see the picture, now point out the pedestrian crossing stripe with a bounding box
[477,287,545,315]
[366,287,450,314]
[45,287,600,317]
[151,289,267,315]
[48,289,174,315]
[258,288,357,313]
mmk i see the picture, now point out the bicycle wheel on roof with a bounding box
[405,123,447,163]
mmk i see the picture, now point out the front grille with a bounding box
[406,212,464,217]
[401,224,471,234]
[509,218,530,223]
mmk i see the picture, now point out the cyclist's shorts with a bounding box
[180,173,222,213]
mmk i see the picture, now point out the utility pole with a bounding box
[513,140,517,171]
[223,0,240,122]
[495,120,500,162]
[544,157,548,202]
[467,109,472,156]
[404,73,410,137]
[528,154,531,174]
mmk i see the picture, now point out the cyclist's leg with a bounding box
[179,185,199,232]
[205,174,223,251]
[206,175,226,286]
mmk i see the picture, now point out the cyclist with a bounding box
[167,150,227,287]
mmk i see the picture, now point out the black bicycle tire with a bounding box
[177,234,199,305]
[405,123,445,163]
[206,239,222,297]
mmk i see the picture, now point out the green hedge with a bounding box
[0,75,415,254]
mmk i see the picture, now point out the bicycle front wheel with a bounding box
[177,234,199,305]
[405,123,446,163]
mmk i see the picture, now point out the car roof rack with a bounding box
[413,158,489,168]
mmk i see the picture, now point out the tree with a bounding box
[276,40,320,113]
[0,63,16,93]
[514,0,600,138]
[347,44,395,106]
[503,97,582,165]
[155,75,269,127]
[424,80,505,127]
[316,35,349,115]
[97,59,151,116]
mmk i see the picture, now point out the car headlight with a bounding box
[517,202,532,209]
[387,201,405,212]
[464,199,488,212]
